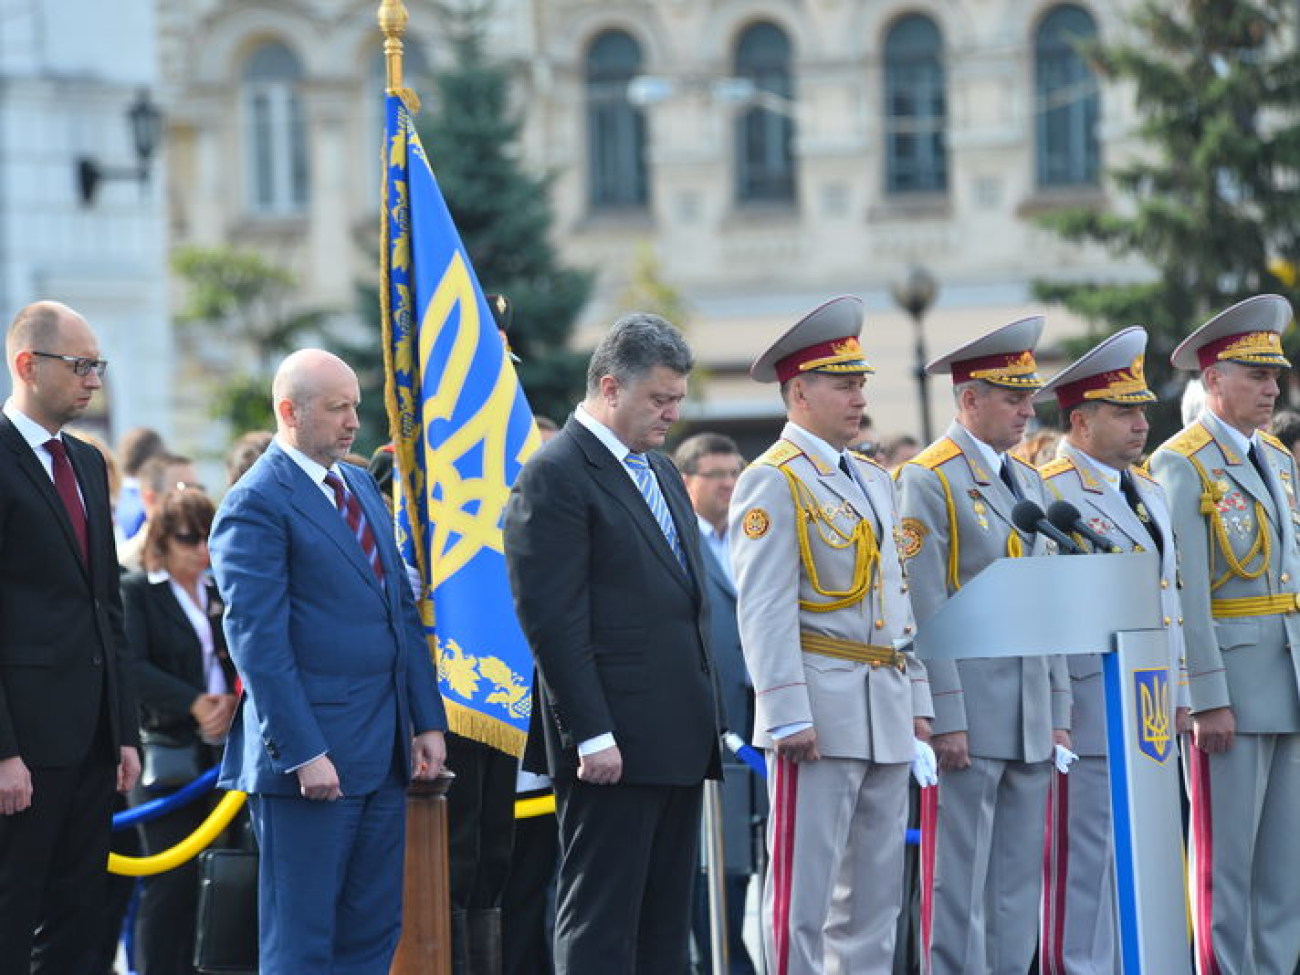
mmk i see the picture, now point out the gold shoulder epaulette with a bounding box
[909,437,961,470]
[1161,423,1212,458]
[1259,430,1287,453]
[755,439,803,468]
[1039,457,1075,480]
[1131,465,1158,484]
[849,449,886,472]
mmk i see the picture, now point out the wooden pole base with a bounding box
[390,770,455,975]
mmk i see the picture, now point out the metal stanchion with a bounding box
[391,769,456,975]
[701,779,729,974]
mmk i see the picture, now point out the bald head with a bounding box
[6,301,87,372]
[6,301,102,434]
[273,349,362,466]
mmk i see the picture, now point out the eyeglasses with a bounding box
[29,351,108,377]
[693,468,743,481]
[172,531,208,547]
[175,482,207,493]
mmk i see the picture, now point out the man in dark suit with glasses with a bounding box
[0,300,140,973]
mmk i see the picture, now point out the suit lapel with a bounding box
[65,435,108,576]
[1202,414,1277,519]
[0,417,88,576]
[652,450,701,591]
[780,423,878,532]
[342,466,395,601]
[950,424,1021,534]
[275,450,382,597]
[1060,445,1148,548]
[568,422,693,593]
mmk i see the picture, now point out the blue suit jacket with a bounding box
[211,441,445,796]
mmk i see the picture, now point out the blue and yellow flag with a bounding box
[380,91,539,756]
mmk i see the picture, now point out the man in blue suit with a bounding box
[211,348,447,975]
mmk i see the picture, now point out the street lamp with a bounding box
[76,88,164,206]
[891,265,940,444]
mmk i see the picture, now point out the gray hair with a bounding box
[673,432,741,475]
[585,313,693,397]
[952,378,988,405]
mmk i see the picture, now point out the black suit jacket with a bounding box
[0,415,136,766]
[122,571,236,740]
[504,417,722,786]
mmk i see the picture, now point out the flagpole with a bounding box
[379,6,453,975]
[378,0,407,93]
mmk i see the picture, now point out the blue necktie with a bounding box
[624,453,687,570]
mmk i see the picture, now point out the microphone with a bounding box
[1046,500,1123,554]
[1011,500,1082,554]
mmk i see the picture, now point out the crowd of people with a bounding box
[2,289,1299,975]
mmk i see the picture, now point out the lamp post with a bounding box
[891,265,939,444]
[76,89,164,206]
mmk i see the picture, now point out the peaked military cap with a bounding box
[1035,326,1156,410]
[1170,294,1292,371]
[751,295,873,384]
[926,315,1045,389]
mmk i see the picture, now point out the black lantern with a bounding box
[77,89,163,206]
[891,265,940,443]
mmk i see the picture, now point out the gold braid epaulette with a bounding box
[758,439,879,612]
[1039,457,1075,480]
[909,437,962,470]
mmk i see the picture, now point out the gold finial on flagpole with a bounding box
[378,0,408,93]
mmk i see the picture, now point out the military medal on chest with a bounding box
[968,488,989,530]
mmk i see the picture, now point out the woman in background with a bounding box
[123,487,238,975]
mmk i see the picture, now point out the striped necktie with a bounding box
[624,452,687,571]
[324,472,385,583]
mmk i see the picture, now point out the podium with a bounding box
[912,552,1189,975]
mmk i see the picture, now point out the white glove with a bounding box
[912,738,938,788]
[1054,743,1079,774]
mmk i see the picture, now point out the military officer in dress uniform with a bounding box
[729,296,933,975]
[894,315,1072,975]
[1149,295,1300,975]
[1034,327,1189,975]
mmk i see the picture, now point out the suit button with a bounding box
[1161,579,1169,589]
[900,584,909,593]
[1163,617,1171,626]
[875,619,885,629]
[91,655,102,666]
[1283,573,1291,583]
[903,625,913,635]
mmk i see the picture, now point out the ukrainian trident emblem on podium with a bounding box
[1134,668,1172,763]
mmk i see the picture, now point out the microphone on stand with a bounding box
[1045,500,1123,554]
[1011,500,1083,555]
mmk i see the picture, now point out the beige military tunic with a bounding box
[895,421,1070,975]
[1150,410,1300,975]
[730,422,931,975]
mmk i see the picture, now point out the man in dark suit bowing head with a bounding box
[210,348,447,974]
[504,313,723,975]
[0,300,141,973]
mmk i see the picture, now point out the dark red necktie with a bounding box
[45,438,88,563]
[324,472,385,583]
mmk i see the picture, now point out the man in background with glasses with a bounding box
[0,300,140,973]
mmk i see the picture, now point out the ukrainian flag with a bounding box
[381,91,539,756]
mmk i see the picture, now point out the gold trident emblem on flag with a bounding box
[1138,672,1171,762]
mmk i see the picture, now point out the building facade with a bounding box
[0,0,170,443]
[160,0,1147,448]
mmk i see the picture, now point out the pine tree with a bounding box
[417,4,593,424]
[1032,0,1300,442]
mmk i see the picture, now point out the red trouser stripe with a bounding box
[1188,744,1221,975]
[919,783,939,974]
[1039,769,1069,975]
[770,757,799,975]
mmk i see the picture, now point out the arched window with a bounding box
[586,30,647,209]
[883,15,947,194]
[243,41,309,214]
[734,22,795,203]
[1035,5,1100,187]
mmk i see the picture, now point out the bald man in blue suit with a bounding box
[211,348,447,975]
